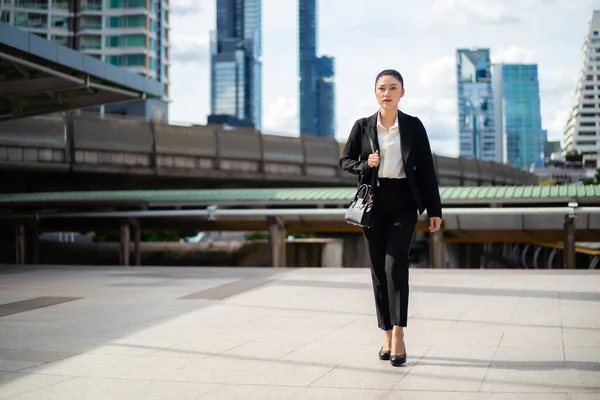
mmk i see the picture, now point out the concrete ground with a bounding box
[0,265,598,399]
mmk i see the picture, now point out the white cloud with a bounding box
[169,33,210,64]
[430,138,459,158]
[262,96,298,136]
[429,0,520,25]
[491,46,537,64]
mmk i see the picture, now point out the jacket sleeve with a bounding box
[339,119,369,175]
[414,117,442,218]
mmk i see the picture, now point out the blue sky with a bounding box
[168,0,599,157]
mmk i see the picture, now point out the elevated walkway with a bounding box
[1,186,599,268]
[0,23,163,120]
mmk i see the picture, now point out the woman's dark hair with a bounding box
[375,69,404,88]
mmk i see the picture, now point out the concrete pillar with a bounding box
[31,224,39,265]
[15,222,25,265]
[267,217,286,267]
[130,219,141,266]
[430,230,444,268]
[563,215,575,269]
[120,222,130,266]
[340,233,368,268]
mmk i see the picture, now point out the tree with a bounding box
[582,167,600,185]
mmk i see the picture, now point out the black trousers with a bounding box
[363,178,418,330]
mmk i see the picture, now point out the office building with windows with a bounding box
[0,0,170,121]
[564,10,600,172]
[210,0,262,129]
[493,63,544,170]
[298,0,335,138]
[456,48,499,162]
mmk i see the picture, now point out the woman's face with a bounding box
[375,75,404,111]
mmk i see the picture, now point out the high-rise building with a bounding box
[210,0,262,129]
[493,64,544,170]
[564,10,600,172]
[0,0,170,121]
[298,0,335,138]
[456,48,499,162]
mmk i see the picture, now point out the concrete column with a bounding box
[430,230,444,268]
[267,217,286,267]
[130,219,141,266]
[563,215,575,269]
[120,222,130,266]
[15,222,25,265]
[31,224,39,265]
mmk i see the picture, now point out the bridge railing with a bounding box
[0,112,538,186]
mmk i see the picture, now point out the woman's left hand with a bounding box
[429,217,442,232]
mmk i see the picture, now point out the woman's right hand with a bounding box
[368,150,380,168]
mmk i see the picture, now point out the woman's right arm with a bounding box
[339,119,369,175]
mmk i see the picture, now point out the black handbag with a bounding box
[344,137,378,228]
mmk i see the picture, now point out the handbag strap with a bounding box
[367,136,379,189]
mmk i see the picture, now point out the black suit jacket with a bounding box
[339,110,442,219]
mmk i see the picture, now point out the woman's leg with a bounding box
[384,210,418,354]
[363,220,392,332]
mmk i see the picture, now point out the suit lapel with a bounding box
[365,111,379,152]
[398,110,412,164]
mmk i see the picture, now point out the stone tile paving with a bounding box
[0,265,598,399]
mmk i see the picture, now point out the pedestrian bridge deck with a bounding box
[1,185,599,208]
[1,185,599,242]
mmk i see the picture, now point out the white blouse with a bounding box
[376,113,406,179]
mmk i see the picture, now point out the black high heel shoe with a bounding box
[379,347,391,360]
[390,341,407,367]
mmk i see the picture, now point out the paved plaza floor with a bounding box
[0,265,598,399]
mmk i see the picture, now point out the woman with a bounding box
[339,69,442,367]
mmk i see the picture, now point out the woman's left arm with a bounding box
[414,117,442,220]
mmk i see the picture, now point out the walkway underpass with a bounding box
[0,186,599,269]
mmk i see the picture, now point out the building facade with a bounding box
[210,0,261,129]
[457,48,499,162]
[0,0,170,121]
[564,10,600,172]
[298,0,335,138]
[493,64,544,170]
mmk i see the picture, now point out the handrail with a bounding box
[3,206,600,220]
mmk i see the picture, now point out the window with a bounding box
[51,35,69,46]
[79,16,101,29]
[108,0,145,8]
[14,0,48,9]
[106,15,145,28]
[107,54,146,66]
[14,12,47,28]
[105,34,145,47]
[80,0,101,10]
[51,15,68,28]
[79,36,101,50]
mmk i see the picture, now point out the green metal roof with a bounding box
[0,185,599,207]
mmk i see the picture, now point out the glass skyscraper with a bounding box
[210,0,262,129]
[456,48,499,162]
[494,64,544,170]
[298,0,335,138]
[0,0,170,121]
